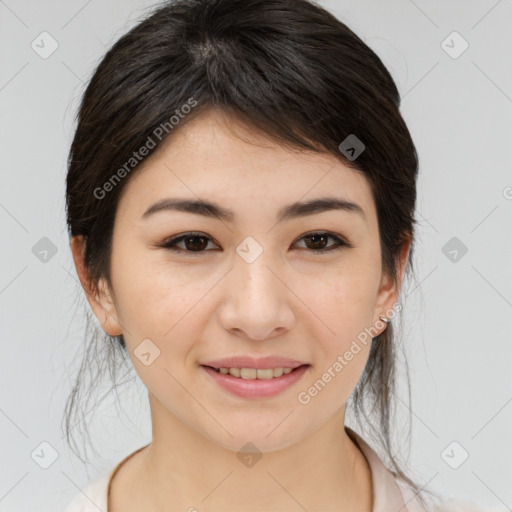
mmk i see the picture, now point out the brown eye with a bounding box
[181,235,209,251]
[294,232,350,253]
[160,233,218,253]
[159,231,352,255]
[304,233,330,250]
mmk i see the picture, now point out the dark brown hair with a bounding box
[64,0,434,504]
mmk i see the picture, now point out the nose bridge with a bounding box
[234,242,284,309]
[234,234,279,294]
[219,239,294,340]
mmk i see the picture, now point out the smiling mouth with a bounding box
[202,364,309,380]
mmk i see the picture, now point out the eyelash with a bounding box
[158,231,353,255]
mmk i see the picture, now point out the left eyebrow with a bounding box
[141,196,366,223]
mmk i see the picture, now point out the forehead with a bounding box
[117,109,376,225]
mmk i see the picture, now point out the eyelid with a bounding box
[158,230,353,254]
[294,231,353,249]
[158,231,219,253]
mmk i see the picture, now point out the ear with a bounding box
[70,235,123,337]
[372,234,411,330]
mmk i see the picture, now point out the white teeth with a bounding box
[215,367,297,379]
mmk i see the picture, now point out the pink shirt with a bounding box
[64,428,487,511]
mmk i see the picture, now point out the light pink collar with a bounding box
[346,426,419,511]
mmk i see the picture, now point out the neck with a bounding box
[123,398,373,512]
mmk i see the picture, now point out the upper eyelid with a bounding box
[160,231,350,249]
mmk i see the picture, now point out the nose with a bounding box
[217,252,295,341]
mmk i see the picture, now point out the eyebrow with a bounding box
[141,196,366,223]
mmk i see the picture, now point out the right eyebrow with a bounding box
[141,196,366,223]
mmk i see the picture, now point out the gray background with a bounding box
[1,0,511,510]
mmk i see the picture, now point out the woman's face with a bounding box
[80,108,406,453]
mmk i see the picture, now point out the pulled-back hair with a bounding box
[64,0,432,504]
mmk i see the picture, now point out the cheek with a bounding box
[298,334,371,411]
[297,264,378,396]
[304,266,379,336]
[110,246,207,339]
[301,285,373,408]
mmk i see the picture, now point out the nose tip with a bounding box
[218,259,295,341]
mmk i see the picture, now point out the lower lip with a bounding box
[201,365,310,399]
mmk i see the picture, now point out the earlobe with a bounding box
[374,271,399,326]
[94,277,123,336]
[374,235,412,328]
[70,235,123,337]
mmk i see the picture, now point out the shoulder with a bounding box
[345,426,495,512]
[63,470,112,512]
[64,445,149,512]
[395,478,495,512]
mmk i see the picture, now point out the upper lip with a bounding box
[201,356,308,370]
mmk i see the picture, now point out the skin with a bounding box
[71,108,410,512]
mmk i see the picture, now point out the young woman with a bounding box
[63,0,486,510]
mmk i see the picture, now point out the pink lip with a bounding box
[201,364,309,399]
[201,356,307,370]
